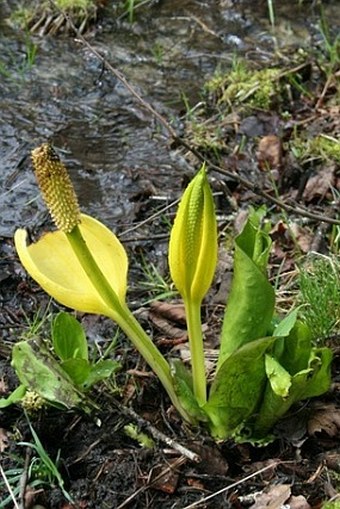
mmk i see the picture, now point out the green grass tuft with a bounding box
[298,254,340,342]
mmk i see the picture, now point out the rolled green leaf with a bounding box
[278,320,312,375]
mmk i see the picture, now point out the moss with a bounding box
[188,120,226,154]
[291,134,340,163]
[311,135,340,163]
[322,499,340,509]
[9,7,35,28]
[205,59,282,110]
[9,0,97,33]
[55,0,95,9]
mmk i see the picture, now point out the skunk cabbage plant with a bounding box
[13,143,333,441]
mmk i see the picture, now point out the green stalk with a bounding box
[66,226,190,421]
[184,298,207,405]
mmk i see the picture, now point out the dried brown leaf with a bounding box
[148,302,188,340]
[308,404,340,436]
[289,223,313,253]
[257,134,282,171]
[250,484,291,509]
[147,459,182,494]
[303,166,336,202]
[287,495,312,509]
[150,301,186,324]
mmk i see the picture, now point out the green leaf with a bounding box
[124,424,155,448]
[83,360,120,389]
[11,340,85,409]
[0,384,27,408]
[170,359,208,422]
[300,347,333,398]
[205,336,276,439]
[273,308,299,337]
[265,355,291,397]
[217,211,275,368]
[252,346,332,438]
[60,358,91,385]
[279,321,312,375]
[52,311,88,361]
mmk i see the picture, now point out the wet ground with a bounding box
[1,1,340,508]
[1,0,337,235]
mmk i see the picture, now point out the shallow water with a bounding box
[0,0,338,237]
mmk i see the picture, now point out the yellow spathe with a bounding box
[169,167,217,303]
[14,214,128,317]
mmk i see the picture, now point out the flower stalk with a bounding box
[169,165,218,405]
[66,225,185,417]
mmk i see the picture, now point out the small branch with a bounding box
[113,399,201,463]
[19,447,32,509]
[181,460,282,509]
[315,72,334,110]
[120,198,180,238]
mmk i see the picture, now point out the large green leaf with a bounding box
[52,311,88,361]
[217,211,275,369]
[11,340,85,409]
[205,337,276,439]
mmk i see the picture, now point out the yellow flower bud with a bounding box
[31,143,81,233]
[169,165,217,303]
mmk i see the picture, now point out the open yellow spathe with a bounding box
[14,214,128,320]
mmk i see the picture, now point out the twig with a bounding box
[181,460,282,509]
[120,198,180,237]
[19,447,32,509]
[315,72,334,110]
[112,399,201,463]
[49,2,340,227]
[212,165,340,225]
